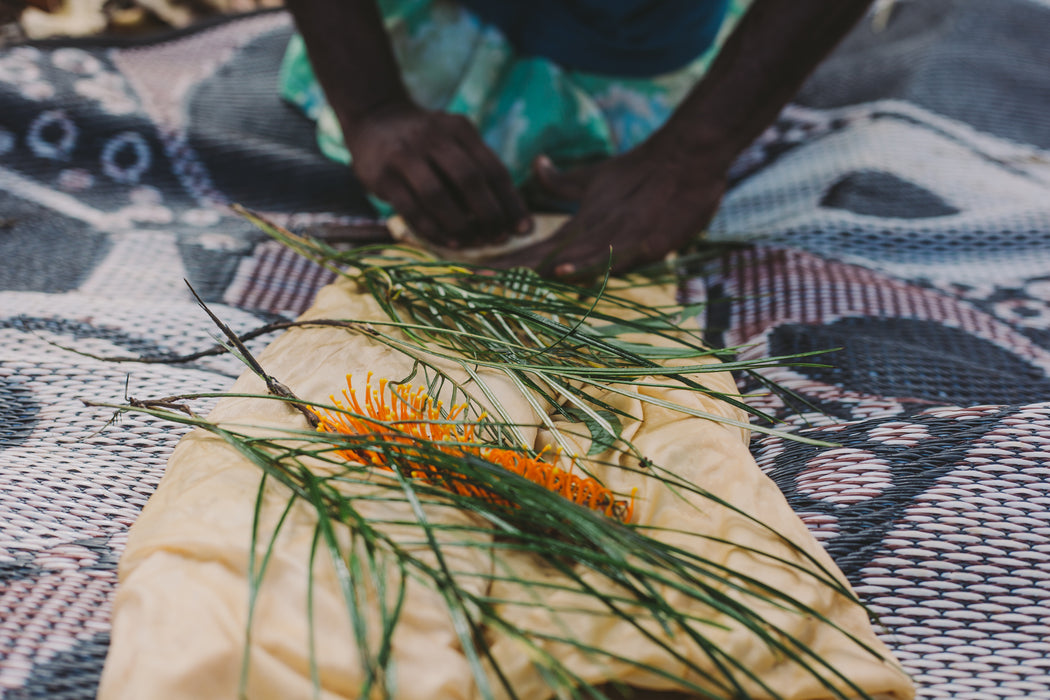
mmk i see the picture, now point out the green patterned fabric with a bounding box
[279,0,751,213]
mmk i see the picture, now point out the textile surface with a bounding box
[0,2,1049,698]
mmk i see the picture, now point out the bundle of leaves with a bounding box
[96,211,892,700]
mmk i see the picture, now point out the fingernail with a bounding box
[555,263,576,277]
[517,218,533,235]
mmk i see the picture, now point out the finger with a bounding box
[543,213,645,283]
[553,247,618,283]
[449,120,532,237]
[430,141,513,244]
[531,155,601,203]
[378,177,448,245]
[565,235,665,282]
[393,158,472,245]
[585,221,687,281]
[449,117,533,230]
[482,245,569,276]
[481,217,590,276]
[466,146,532,235]
[483,208,648,282]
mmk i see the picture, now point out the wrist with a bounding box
[645,120,743,171]
[338,94,418,141]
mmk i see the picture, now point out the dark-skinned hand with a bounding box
[483,142,729,281]
[344,101,531,248]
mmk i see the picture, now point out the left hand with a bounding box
[484,141,729,281]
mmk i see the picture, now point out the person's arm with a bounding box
[490,0,874,279]
[285,0,530,245]
[0,0,60,24]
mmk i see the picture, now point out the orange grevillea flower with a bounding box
[310,373,634,523]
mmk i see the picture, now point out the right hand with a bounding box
[343,101,531,247]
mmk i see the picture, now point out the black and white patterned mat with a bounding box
[1,2,1050,698]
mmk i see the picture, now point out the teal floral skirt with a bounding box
[280,0,751,209]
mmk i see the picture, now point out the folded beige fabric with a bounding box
[99,269,914,700]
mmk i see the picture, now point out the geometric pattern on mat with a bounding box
[694,243,1050,698]
[0,294,260,698]
[3,1,1050,698]
[755,404,1050,699]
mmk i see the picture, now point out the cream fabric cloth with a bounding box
[99,270,914,700]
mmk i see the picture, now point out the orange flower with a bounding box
[311,373,634,523]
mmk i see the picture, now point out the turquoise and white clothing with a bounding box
[279,0,751,210]
[456,0,732,76]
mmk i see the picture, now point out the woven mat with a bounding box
[2,3,1050,698]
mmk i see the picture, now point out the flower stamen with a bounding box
[310,374,633,522]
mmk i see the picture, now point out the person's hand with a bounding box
[485,140,729,281]
[343,101,531,248]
